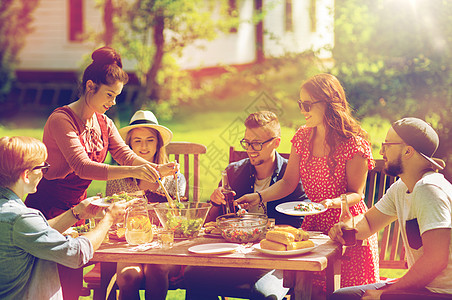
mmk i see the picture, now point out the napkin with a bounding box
[128,241,160,252]
[235,243,254,254]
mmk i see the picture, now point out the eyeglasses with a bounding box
[381,142,404,150]
[297,99,324,112]
[32,162,50,174]
[240,137,276,151]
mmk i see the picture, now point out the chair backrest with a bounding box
[365,159,407,269]
[229,146,290,163]
[228,146,408,270]
[166,141,207,202]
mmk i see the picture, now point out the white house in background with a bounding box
[16,0,334,76]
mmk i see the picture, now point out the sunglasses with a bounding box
[32,162,50,174]
[240,137,276,151]
[297,99,324,112]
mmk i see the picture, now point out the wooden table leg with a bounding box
[96,262,116,300]
[325,259,341,299]
[283,270,312,300]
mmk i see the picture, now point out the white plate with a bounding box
[253,243,317,256]
[275,201,326,216]
[90,197,110,207]
[188,243,240,255]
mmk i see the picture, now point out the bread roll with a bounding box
[266,230,295,245]
[286,240,315,251]
[274,225,310,241]
[260,239,287,251]
[204,221,217,228]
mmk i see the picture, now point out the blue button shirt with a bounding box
[0,187,93,300]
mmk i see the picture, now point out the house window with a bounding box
[228,0,238,33]
[69,0,84,42]
[310,0,317,32]
[285,0,293,32]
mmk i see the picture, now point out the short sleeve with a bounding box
[291,126,311,156]
[343,136,375,171]
[413,179,452,234]
[374,180,400,217]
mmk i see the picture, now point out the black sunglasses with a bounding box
[32,162,50,174]
[240,137,276,151]
[297,99,324,112]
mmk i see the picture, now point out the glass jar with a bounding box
[125,199,153,245]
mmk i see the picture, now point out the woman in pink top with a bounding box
[237,74,379,298]
[25,46,177,300]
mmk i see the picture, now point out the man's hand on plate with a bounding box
[77,197,104,219]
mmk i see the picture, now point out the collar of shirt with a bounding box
[248,151,284,185]
[0,186,22,205]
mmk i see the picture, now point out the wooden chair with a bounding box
[365,159,408,271]
[167,141,207,202]
[83,141,207,300]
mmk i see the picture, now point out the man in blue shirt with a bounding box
[185,111,309,300]
[0,136,127,300]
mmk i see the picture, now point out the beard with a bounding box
[384,154,403,177]
[250,158,265,166]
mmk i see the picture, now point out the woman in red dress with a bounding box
[25,47,177,300]
[237,73,379,297]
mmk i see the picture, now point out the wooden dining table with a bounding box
[91,232,342,300]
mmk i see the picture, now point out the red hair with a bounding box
[0,136,47,187]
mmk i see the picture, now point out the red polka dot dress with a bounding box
[291,126,380,288]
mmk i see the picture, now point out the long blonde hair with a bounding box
[125,128,168,164]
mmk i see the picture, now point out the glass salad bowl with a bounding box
[216,213,268,243]
[153,202,212,239]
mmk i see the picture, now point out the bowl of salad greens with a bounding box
[153,202,212,239]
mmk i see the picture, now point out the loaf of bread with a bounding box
[266,230,295,245]
[260,239,287,251]
[286,240,315,251]
[274,225,310,241]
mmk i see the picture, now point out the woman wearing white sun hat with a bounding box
[107,110,186,300]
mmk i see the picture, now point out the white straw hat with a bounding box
[118,110,173,146]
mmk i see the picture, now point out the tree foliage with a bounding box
[333,0,452,178]
[91,0,241,112]
[0,0,39,101]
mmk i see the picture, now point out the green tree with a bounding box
[333,0,452,179]
[91,0,242,113]
[0,0,40,102]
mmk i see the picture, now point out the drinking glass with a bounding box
[159,229,174,249]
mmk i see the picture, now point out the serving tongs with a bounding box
[157,178,176,209]
[236,204,247,216]
[174,172,181,203]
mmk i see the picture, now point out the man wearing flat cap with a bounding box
[329,117,452,300]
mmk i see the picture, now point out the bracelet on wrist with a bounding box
[256,191,267,214]
[71,207,81,221]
